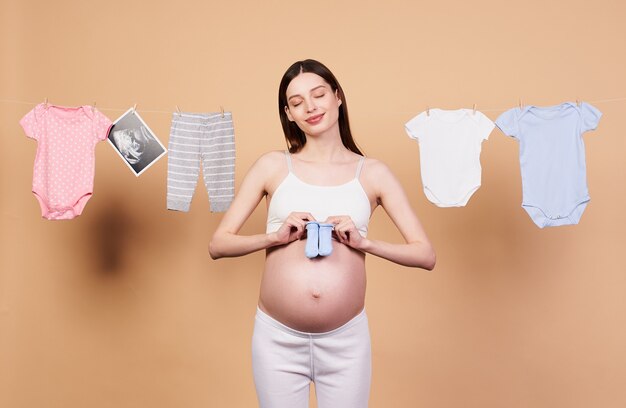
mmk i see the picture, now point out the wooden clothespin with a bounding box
[576,98,581,107]
[176,105,182,115]
[92,101,97,114]
[44,97,49,108]
[472,103,477,115]
[132,103,137,114]
[426,106,430,116]
[220,105,225,118]
[518,98,524,109]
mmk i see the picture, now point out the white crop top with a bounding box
[266,151,371,237]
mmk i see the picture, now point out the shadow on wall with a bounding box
[86,195,137,275]
[82,186,188,277]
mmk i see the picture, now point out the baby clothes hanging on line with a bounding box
[405,108,495,207]
[20,103,112,220]
[166,111,235,213]
[495,101,602,228]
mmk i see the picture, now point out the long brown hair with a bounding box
[278,59,363,155]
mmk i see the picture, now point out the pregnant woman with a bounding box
[209,59,435,408]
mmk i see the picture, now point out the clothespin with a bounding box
[576,98,581,107]
[426,106,430,116]
[132,103,137,114]
[44,97,49,108]
[518,98,524,109]
[220,105,225,118]
[92,101,97,114]
[176,105,182,116]
[472,103,477,115]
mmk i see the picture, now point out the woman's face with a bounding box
[284,72,342,136]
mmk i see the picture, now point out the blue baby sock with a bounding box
[305,222,320,258]
[317,223,334,257]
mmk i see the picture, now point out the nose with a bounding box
[305,98,317,113]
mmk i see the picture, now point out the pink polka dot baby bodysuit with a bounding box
[20,103,112,220]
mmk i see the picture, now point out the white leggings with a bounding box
[252,307,371,408]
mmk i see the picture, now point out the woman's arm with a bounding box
[209,153,274,259]
[209,152,315,259]
[329,159,436,269]
[366,159,435,269]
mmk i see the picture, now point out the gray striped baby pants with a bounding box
[167,112,235,212]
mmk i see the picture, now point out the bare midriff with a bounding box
[259,238,366,333]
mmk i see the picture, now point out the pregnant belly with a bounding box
[259,239,367,333]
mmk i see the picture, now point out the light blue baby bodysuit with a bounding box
[495,102,602,228]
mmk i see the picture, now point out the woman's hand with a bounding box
[272,212,316,246]
[325,215,366,250]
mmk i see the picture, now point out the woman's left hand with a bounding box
[324,215,366,250]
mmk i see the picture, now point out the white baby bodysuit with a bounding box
[405,109,495,207]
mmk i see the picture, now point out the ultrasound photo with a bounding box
[107,108,167,176]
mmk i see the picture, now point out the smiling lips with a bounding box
[306,113,324,124]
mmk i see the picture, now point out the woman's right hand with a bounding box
[271,212,316,246]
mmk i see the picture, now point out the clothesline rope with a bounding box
[480,97,626,112]
[0,98,174,114]
[2,96,626,115]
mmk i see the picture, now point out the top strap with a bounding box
[355,156,365,179]
[284,150,293,172]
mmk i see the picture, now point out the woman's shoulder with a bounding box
[361,156,392,177]
[360,156,404,199]
[250,150,288,173]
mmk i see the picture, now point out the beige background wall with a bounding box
[1,0,625,407]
